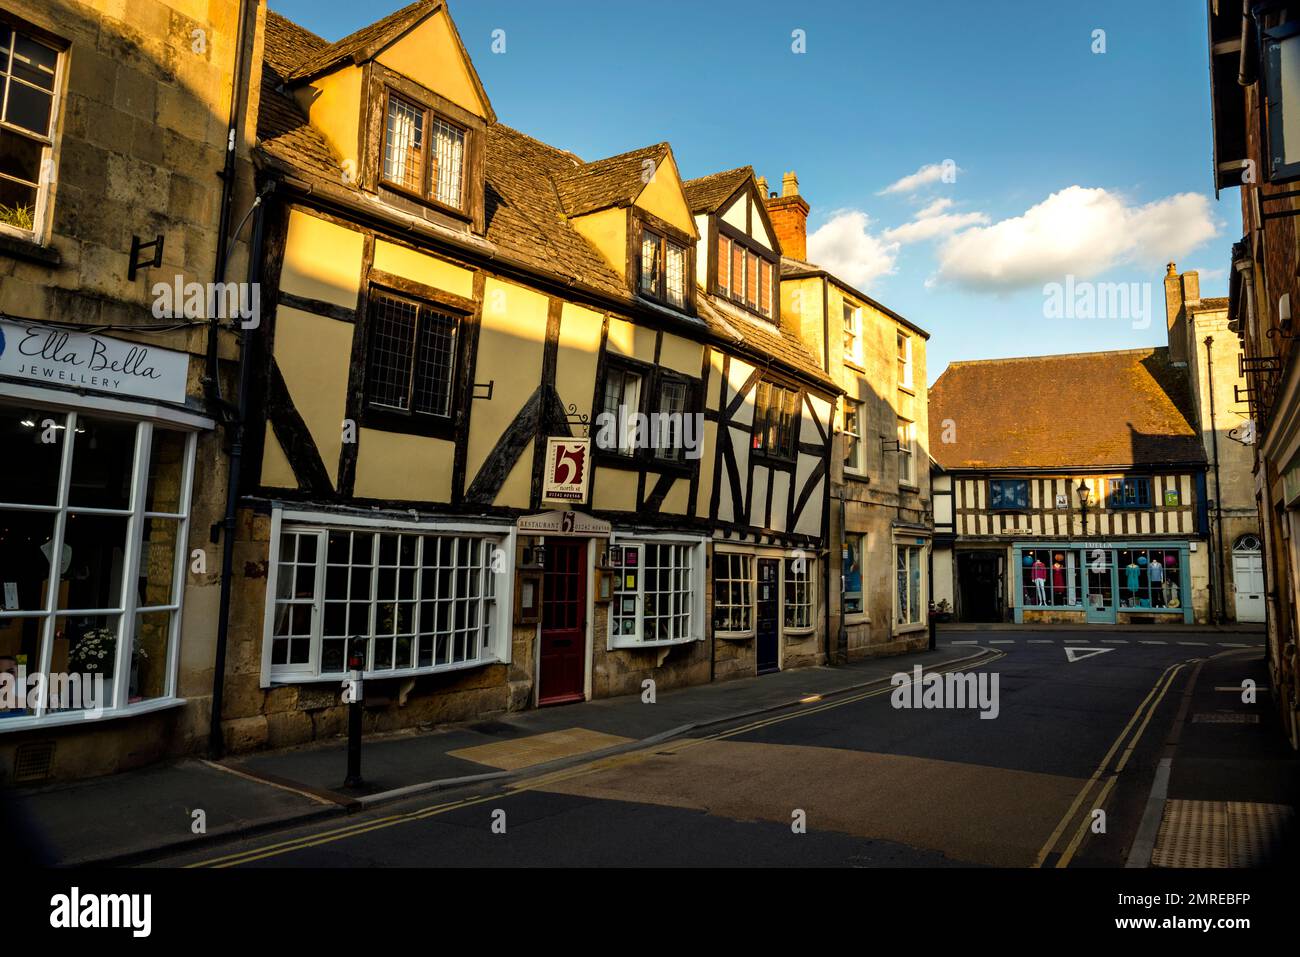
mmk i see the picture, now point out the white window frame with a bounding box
[898,418,917,487]
[897,330,914,390]
[607,533,705,649]
[843,302,864,366]
[712,547,755,636]
[0,400,198,732]
[260,508,514,686]
[782,556,815,632]
[894,541,927,632]
[0,21,67,245]
[843,397,864,475]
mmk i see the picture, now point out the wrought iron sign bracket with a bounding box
[472,380,494,400]
[564,403,590,437]
[127,234,164,281]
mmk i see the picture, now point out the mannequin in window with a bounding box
[1125,560,1140,606]
[1032,558,1047,605]
[1148,556,1165,607]
[1051,558,1065,605]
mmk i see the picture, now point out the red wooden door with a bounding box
[538,539,587,705]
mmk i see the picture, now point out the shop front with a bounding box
[0,320,210,745]
[1012,541,1195,624]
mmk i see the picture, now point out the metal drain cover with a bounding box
[1152,800,1293,867]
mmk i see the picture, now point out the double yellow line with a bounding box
[1033,659,1188,869]
[187,650,1004,868]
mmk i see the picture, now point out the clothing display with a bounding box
[1032,560,1047,604]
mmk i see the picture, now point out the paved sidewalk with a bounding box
[7,642,988,866]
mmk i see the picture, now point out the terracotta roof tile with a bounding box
[928,348,1205,470]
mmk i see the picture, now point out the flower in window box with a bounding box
[69,627,149,674]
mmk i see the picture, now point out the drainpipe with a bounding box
[204,0,254,413]
[1205,335,1227,623]
[209,180,276,758]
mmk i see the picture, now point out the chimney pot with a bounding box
[755,175,768,197]
[781,171,799,197]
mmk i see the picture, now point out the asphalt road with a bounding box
[154,631,1270,868]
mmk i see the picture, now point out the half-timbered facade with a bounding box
[929,347,1215,625]
[217,2,836,751]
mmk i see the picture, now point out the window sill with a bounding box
[783,626,816,638]
[843,359,866,374]
[0,231,61,267]
[844,613,870,626]
[898,383,916,397]
[844,466,869,480]
[893,621,927,635]
[0,695,184,734]
[609,635,701,650]
[715,629,754,642]
[270,656,501,687]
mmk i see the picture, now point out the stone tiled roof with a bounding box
[682,167,752,213]
[255,9,835,390]
[552,144,670,217]
[285,0,437,82]
[928,348,1206,470]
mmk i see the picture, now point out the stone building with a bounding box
[774,173,934,659]
[0,0,260,781]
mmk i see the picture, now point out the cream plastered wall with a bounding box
[293,65,362,174]
[280,210,365,308]
[465,277,547,505]
[273,307,353,487]
[634,154,697,238]
[373,240,474,298]
[720,193,746,233]
[606,315,657,362]
[571,207,627,279]
[694,214,710,287]
[375,8,489,118]
[593,466,638,512]
[555,301,604,417]
[353,429,454,501]
[261,422,297,489]
[658,331,703,377]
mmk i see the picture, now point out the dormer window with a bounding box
[379,89,467,212]
[717,234,775,320]
[639,227,689,309]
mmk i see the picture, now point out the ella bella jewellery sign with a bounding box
[541,436,590,506]
[0,319,189,405]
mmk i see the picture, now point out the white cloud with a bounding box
[807,210,899,290]
[883,200,990,244]
[879,162,959,195]
[934,186,1219,290]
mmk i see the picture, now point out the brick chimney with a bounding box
[765,170,810,261]
[1163,262,1199,365]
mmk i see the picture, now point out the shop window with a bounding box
[896,543,925,627]
[609,540,699,646]
[990,479,1029,512]
[1108,477,1151,509]
[713,551,753,633]
[753,381,799,460]
[1116,548,1182,610]
[842,533,865,616]
[0,23,64,240]
[364,291,459,423]
[0,404,195,724]
[269,526,503,680]
[783,557,814,629]
[1020,548,1081,608]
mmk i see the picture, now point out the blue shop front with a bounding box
[1011,541,1196,625]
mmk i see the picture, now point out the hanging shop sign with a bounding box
[0,319,189,404]
[541,436,590,506]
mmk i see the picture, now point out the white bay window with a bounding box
[608,536,704,647]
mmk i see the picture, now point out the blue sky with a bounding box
[270,0,1237,383]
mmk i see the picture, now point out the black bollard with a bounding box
[344,636,366,789]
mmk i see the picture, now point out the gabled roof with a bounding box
[928,348,1206,471]
[781,256,930,340]
[682,167,753,214]
[552,144,671,217]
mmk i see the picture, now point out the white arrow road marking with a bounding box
[1065,646,1115,663]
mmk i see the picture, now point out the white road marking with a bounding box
[1139,640,1167,645]
[1027,639,1054,644]
[1178,642,1208,647]
[1219,642,1250,648]
[949,640,977,645]
[1102,639,1130,644]
[1064,639,1090,644]
[1065,647,1115,663]
[989,640,1015,645]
